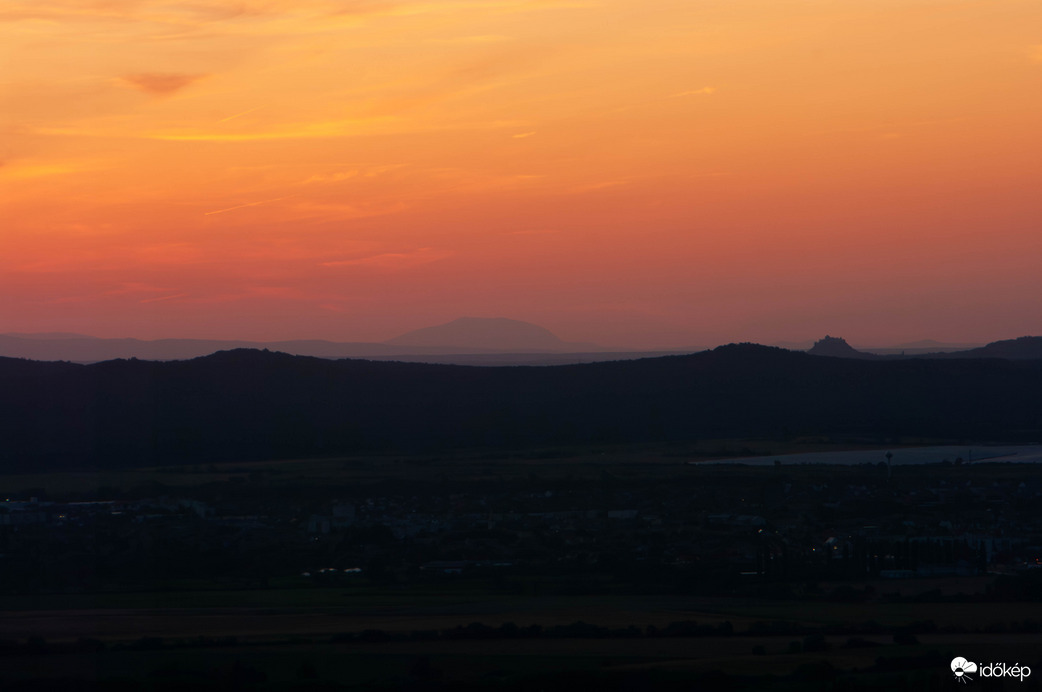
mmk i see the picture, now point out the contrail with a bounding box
[204,196,291,216]
[219,106,262,123]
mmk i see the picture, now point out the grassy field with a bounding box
[0,438,930,497]
[1,627,1038,689]
[2,588,1037,641]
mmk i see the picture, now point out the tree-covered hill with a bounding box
[1,345,1040,469]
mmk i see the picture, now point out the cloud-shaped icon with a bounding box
[952,657,978,678]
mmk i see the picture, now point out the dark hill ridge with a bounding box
[939,335,1042,360]
[2,344,1041,470]
[804,335,1042,360]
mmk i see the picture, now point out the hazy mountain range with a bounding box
[385,317,600,351]
[0,318,672,365]
[1,317,1030,365]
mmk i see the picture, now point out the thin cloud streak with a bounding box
[204,197,293,216]
[219,106,263,123]
[122,73,206,94]
[139,293,189,303]
[320,248,452,269]
[669,87,715,97]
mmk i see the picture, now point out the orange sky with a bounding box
[2,0,1040,348]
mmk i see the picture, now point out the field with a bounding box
[2,595,1040,690]
[0,438,913,493]
[1,443,1040,689]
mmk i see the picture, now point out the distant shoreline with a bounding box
[695,445,1042,466]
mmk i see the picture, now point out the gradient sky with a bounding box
[2,0,1040,348]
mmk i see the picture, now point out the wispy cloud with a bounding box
[32,115,528,142]
[0,0,143,23]
[142,116,397,141]
[566,180,626,194]
[302,170,360,183]
[219,106,263,123]
[805,116,968,138]
[428,34,511,45]
[320,247,452,269]
[0,0,590,33]
[104,282,175,297]
[507,228,558,236]
[138,292,189,303]
[301,163,407,184]
[669,87,715,98]
[512,131,536,138]
[122,72,206,94]
[0,161,96,180]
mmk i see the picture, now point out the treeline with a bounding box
[325,616,1042,644]
[333,619,733,643]
[2,344,1042,469]
[12,616,1042,658]
[0,656,957,692]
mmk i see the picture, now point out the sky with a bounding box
[2,0,1040,349]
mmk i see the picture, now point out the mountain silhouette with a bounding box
[1,329,1038,364]
[385,317,584,351]
[806,335,877,359]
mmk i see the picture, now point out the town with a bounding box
[3,451,1039,598]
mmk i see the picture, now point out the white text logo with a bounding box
[952,657,1032,683]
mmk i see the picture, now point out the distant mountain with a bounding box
[1,332,97,340]
[806,336,877,359]
[0,318,607,362]
[3,344,1041,470]
[0,326,610,363]
[0,334,398,362]
[385,317,599,352]
[1,326,1037,364]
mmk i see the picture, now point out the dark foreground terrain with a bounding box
[1,449,1040,690]
[2,347,1040,688]
[2,344,1042,470]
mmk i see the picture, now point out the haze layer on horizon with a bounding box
[2,1,1040,349]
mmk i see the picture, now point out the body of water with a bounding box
[695,445,1042,466]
